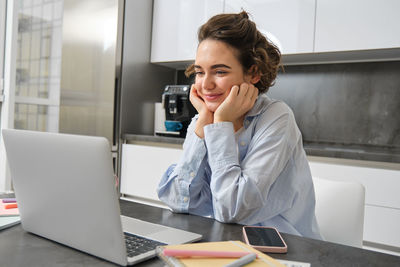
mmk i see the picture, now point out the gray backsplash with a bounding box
[177,61,400,163]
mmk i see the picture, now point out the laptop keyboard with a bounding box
[124,232,166,258]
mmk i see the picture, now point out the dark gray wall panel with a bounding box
[268,61,400,162]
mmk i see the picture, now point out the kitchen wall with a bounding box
[270,61,400,163]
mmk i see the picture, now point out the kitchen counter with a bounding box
[123,134,184,145]
[303,141,399,163]
[123,134,399,163]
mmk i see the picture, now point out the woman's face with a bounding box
[194,39,252,112]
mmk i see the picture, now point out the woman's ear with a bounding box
[247,65,261,84]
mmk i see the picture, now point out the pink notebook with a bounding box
[0,201,19,216]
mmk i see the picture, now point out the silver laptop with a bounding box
[2,129,202,266]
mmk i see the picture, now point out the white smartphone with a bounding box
[242,226,288,253]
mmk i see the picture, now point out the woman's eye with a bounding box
[194,71,204,76]
[215,70,227,75]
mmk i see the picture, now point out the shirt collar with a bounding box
[245,93,270,118]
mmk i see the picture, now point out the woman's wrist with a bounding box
[213,115,230,124]
[195,111,213,138]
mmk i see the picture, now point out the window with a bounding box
[14,0,64,132]
[0,0,6,103]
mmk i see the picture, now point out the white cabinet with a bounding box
[151,0,315,63]
[120,143,182,206]
[364,205,400,248]
[151,0,400,65]
[308,156,400,248]
[315,0,400,52]
[150,0,224,63]
[225,0,316,55]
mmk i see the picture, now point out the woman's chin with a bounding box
[205,103,219,113]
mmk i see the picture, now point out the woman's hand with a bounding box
[214,83,258,128]
[190,85,213,138]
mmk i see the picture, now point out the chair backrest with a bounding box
[313,177,365,247]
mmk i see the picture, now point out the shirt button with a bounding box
[190,172,195,178]
[183,197,189,202]
[240,141,246,146]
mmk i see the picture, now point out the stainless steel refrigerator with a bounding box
[59,0,175,177]
[59,0,123,171]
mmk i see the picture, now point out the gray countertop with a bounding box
[123,134,399,163]
[123,134,184,145]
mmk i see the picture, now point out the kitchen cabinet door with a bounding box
[151,0,224,63]
[315,0,400,52]
[364,205,400,248]
[120,144,182,205]
[224,0,316,55]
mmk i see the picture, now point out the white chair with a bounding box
[313,177,365,247]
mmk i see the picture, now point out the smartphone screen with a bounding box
[244,227,286,247]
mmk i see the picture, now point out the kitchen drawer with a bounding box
[364,205,400,248]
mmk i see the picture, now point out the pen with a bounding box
[2,198,17,203]
[162,248,256,258]
[4,203,18,209]
[223,253,257,267]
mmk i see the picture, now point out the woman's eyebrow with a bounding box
[194,64,231,69]
[211,64,231,69]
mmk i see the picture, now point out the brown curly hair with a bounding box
[185,11,281,94]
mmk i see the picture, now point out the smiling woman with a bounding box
[189,39,259,135]
[157,11,322,240]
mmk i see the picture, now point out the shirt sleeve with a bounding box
[157,117,213,216]
[204,103,299,224]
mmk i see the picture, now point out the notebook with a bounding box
[2,129,202,266]
[156,240,286,267]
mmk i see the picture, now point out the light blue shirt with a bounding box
[157,94,322,240]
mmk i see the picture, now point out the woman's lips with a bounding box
[203,94,223,101]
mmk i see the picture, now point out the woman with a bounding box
[157,11,321,239]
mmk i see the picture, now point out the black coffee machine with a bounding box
[159,85,196,137]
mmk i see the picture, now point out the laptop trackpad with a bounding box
[120,215,202,244]
[121,215,165,235]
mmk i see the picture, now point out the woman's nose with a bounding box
[202,74,215,90]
